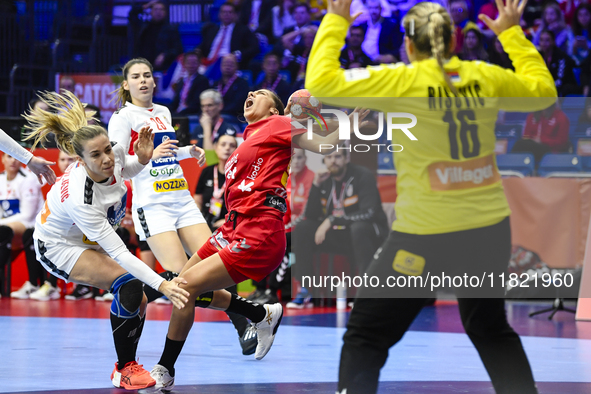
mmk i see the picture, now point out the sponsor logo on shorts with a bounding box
[230,238,251,253]
[153,179,188,192]
[149,167,182,177]
[264,193,287,213]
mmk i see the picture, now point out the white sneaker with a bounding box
[29,281,60,301]
[153,296,172,305]
[10,281,38,299]
[150,364,175,392]
[95,292,114,302]
[254,303,283,360]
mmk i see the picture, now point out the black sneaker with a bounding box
[239,324,258,356]
[253,289,279,305]
[65,285,93,300]
[246,289,265,301]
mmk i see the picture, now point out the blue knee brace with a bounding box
[110,273,143,319]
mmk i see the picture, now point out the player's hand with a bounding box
[349,107,370,129]
[133,126,155,165]
[190,145,206,166]
[315,218,331,245]
[478,0,527,36]
[314,170,331,187]
[284,101,293,116]
[327,0,362,24]
[27,156,56,185]
[152,139,179,160]
[158,277,190,309]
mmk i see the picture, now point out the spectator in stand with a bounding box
[286,27,317,87]
[522,0,544,30]
[450,0,471,54]
[349,0,393,26]
[2,154,46,299]
[459,23,489,61]
[128,0,184,71]
[272,0,297,40]
[488,36,514,70]
[170,52,211,116]
[194,134,238,230]
[533,3,574,54]
[538,29,580,96]
[255,53,292,104]
[59,75,76,94]
[560,0,586,25]
[215,54,250,119]
[281,3,320,52]
[340,26,374,69]
[512,102,570,163]
[359,0,403,64]
[570,3,591,65]
[288,149,389,306]
[191,90,240,149]
[477,0,499,40]
[309,0,328,20]
[239,0,275,44]
[200,3,260,69]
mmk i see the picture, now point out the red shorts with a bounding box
[197,214,286,283]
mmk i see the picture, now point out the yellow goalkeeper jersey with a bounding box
[306,14,557,235]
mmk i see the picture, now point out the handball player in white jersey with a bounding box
[108,58,258,356]
[23,91,190,390]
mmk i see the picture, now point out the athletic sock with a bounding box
[111,313,143,370]
[226,293,266,323]
[158,337,186,377]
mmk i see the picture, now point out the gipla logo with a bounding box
[290,110,418,153]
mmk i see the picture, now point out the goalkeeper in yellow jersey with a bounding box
[306,0,556,393]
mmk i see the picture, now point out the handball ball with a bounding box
[289,89,322,120]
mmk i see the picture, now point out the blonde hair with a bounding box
[403,2,458,95]
[113,57,154,108]
[23,90,107,157]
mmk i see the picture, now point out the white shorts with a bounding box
[33,232,105,282]
[132,197,206,241]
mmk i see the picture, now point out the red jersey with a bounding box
[224,115,306,219]
[522,108,570,153]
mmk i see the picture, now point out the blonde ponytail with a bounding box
[23,91,107,157]
[403,2,458,95]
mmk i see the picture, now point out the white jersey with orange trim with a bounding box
[0,168,44,228]
[108,102,195,208]
[33,143,164,290]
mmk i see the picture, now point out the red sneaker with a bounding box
[111,361,156,390]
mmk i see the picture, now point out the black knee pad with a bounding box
[138,240,151,252]
[0,225,14,246]
[195,291,214,308]
[119,278,144,313]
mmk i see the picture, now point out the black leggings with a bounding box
[338,218,537,394]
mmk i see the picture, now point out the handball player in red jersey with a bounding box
[150,89,344,391]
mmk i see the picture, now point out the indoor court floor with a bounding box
[1,299,590,393]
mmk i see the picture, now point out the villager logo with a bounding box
[428,154,500,191]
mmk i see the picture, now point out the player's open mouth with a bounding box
[245,98,254,109]
[140,86,148,91]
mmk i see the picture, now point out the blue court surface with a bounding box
[1,299,590,393]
